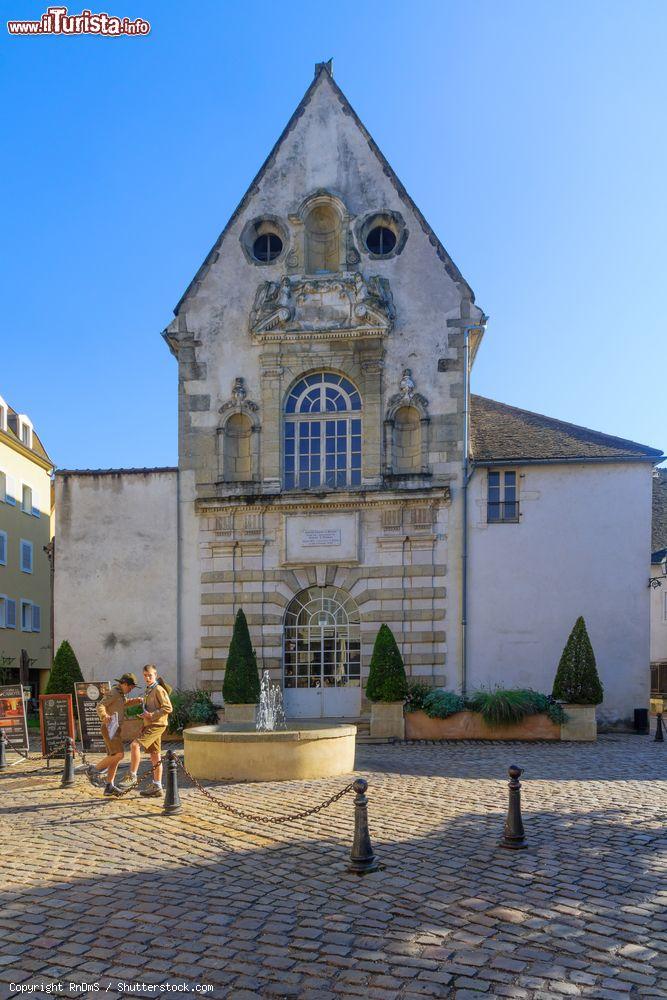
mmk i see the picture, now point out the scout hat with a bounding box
[115,672,138,687]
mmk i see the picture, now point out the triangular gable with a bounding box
[170,61,474,320]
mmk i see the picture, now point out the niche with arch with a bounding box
[218,379,260,484]
[305,202,341,273]
[384,380,430,476]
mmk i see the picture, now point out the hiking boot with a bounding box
[85,764,104,788]
[119,773,138,789]
[139,784,163,798]
[103,783,123,797]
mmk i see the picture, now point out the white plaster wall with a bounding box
[55,471,178,685]
[650,566,667,664]
[467,462,654,725]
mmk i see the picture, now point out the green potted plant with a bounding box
[222,609,260,723]
[365,624,408,738]
[552,616,603,741]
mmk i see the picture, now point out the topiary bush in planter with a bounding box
[45,640,84,711]
[168,690,220,733]
[223,608,260,705]
[365,624,408,703]
[552,616,603,705]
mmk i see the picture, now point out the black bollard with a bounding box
[499,764,528,850]
[348,778,381,874]
[0,730,7,771]
[655,713,664,743]
[162,750,182,816]
[61,737,76,787]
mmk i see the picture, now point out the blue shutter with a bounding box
[32,604,41,633]
[6,599,16,629]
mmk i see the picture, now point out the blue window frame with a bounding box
[284,373,362,489]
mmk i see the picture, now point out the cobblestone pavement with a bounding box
[1,735,666,1000]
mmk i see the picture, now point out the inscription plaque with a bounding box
[301,529,341,547]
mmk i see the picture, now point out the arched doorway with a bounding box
[283,587,361,718]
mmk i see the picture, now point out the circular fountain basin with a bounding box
[183,723,357,782]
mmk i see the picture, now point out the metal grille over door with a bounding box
[283,587,361,718]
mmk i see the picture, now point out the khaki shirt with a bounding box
[143,683,172,727]
[97,685,127,727]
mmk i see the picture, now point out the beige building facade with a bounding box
[0,394,54,694]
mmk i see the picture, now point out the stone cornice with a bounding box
[196,486,450,516]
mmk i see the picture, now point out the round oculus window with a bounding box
[252,232,283,262]
[365,226,397,256]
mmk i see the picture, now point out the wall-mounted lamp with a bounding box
[649,555,667,589]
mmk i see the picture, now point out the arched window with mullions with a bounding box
[284,373,362,489]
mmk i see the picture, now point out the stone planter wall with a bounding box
[405,709,561,741]
[370,701,405,739]
[224,703,257,724]
[559,703,597,741]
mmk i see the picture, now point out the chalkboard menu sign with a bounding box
[74,682,110,752]
[0,684,29,751]
[39,694,75,758]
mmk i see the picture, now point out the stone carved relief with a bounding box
[249,273,395,341]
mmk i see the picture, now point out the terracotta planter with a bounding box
[560,703,597,741]
[224,703,257,724]
[370,701,405,739]
[404,709,560,741]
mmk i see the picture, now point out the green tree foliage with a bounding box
[45,640,84,702]
[365,624,408,703]
[222,609,260,705]
[552,616,604,705]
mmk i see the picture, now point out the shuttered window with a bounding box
[32,604,41,633]
[5,475,16,505]
[5,598,16,629]
[0,531,6,566]
[22,484,32,514]
[20,539,33,573]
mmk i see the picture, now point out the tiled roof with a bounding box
[653,468,667,560]
[56,467,177,476]
[471,395,663,464]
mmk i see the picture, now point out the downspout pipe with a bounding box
[460,316,487,698]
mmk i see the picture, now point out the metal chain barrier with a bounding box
[1,734,72,772]
[112,755,166,797]
[175,756,355,825]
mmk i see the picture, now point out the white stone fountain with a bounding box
[184,670,356,782]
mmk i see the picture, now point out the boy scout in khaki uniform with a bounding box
[85,672,142,796]
[124,664,173,797]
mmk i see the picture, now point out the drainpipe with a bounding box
[460,317,487,697]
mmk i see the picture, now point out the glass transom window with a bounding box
[284,373,362,489]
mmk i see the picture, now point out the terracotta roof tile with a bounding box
[471,395,663,464]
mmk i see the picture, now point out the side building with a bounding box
[650,468,667,696]
[0,395,54,695]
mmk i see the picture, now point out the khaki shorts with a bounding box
[102,725,123,756]
[135,725,166,754]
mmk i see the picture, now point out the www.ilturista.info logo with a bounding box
[7,6,150,35]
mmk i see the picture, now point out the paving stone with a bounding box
[1,735,665,1000]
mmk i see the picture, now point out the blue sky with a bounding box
[1,0,665,468]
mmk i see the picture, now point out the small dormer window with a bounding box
[18,418,32,449]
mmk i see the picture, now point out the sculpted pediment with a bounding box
[249,272,395,342]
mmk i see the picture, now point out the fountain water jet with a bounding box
[256,670,286,732]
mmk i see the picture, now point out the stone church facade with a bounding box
[161,61,483,719]
[55,64,662,726]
